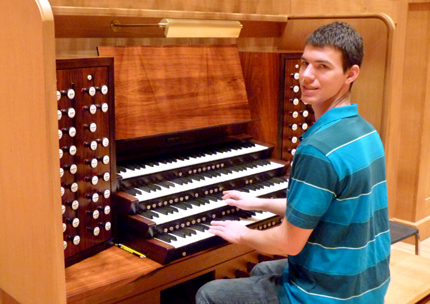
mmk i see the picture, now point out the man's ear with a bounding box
[346,65,360,84]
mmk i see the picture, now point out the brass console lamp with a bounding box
[110,18,242,38]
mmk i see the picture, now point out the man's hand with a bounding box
[209,217,313,256]
[208,220,251,244]
[222,190,261,211]
[222,190,287,216]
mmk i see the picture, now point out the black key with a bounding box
[175,202,193,210]
[137,185,153,193]
[125,188,142,196]
[237,210,256,218]
[170,230,188,238]
[171,228,197,238]
[148,184,162,191]
[188,198,209,206]
[156,206,178,215]
[131,162,145,169]
[158,181,176,189]
[157,233,177,243]
[173,178,190,185]
[137,210,160,219]
[192,224,209,232]
[117,165,127,173]
[123,163,138,170]
[206,194,222,201]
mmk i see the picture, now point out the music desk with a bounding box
[66,246,430,304]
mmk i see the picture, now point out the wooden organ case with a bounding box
[0,1,396,302]
[56,58,116,266]
[60,16,392,304]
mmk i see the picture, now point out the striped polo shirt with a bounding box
[280,104,391,304]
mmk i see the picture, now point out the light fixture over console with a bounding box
[110,18,242,38]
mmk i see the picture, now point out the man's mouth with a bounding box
[302,85,318,91]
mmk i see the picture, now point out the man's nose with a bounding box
[300,66,314,83]
[299,64,314,79]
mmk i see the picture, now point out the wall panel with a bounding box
[395,3,430,222]
[0,0,66,303]
[290,0,400,23]
[49,0,290,15]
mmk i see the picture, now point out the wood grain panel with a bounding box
[0,0,66,303]
[0,289,20,304]
[290,0,399,23]
[65,244,255,303]
[49,0,291,15]
[419,7,430,219]
[240,52,281,153]
[395,4,430,221]
[98,45,252,140]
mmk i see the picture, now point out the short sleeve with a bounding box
[286,144,338,229]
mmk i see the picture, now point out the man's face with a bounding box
[299,45,352,108]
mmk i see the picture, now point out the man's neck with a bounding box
[312,91,351,120]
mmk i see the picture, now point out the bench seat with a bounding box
[386,248,430,304]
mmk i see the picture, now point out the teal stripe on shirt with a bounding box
[308,208,390,249]
[291,148,387,201]
[288,256,390,300]
[307,115,377,154]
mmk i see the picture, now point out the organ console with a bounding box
[97,45,296,266]
[55,46,301,267]
[50,46,315,270]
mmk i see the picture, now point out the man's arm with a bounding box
[222,190,287,216]
[209,217,313,256]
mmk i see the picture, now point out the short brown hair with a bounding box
[306,22,364,72]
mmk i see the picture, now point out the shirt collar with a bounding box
[301,104,358,140]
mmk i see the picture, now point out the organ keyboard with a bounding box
[117,141,270,180]
[115,140,289,264]
[123,159,284,206]
[133,177,288,233]
[132,208,283,265]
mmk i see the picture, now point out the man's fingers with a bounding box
[222,190,240,200]
[210,220,230,226]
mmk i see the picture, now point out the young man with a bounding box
[196,21,391,304]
